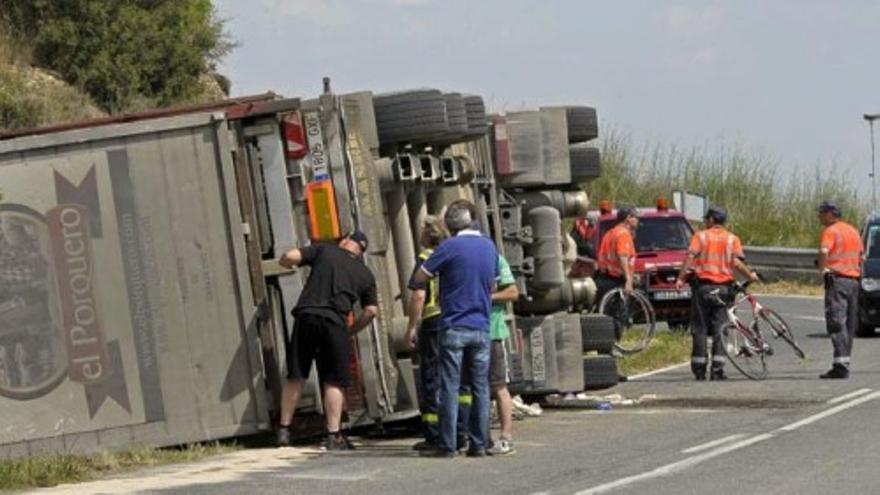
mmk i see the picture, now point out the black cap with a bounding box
[346,230,369,251]
[616,206,639,222]
[704,205,727,224]
[818,200,841,216]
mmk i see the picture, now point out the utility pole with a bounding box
[865,114,880,213]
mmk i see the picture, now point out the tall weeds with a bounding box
[586,130,867,248]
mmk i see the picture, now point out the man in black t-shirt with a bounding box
[276,231,378,450]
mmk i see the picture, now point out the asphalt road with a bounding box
[28,295,880,495]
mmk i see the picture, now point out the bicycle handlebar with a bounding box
[733,272,763,292]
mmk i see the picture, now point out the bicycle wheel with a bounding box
[759,309,806,359]
[599,288,656,355]
[719,322,768,380]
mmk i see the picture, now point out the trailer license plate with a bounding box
[652,289,691,300]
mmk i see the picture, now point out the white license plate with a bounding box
[303,111,328,179]
[652,289,691,300]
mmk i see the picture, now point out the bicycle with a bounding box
[710,281,806,380]
[597,288,656,355]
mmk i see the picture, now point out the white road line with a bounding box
[778,390,880,432]
[280,469,383,481]
[629,362,689,380]
[574,391,880,494]
[575,434,773,495]
[680,433,748,454]
[827,388,873,405]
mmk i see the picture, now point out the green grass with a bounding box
[617,329,692,377]
[0,442,237,491]
[754,280,823,297]
[584,130,867,248]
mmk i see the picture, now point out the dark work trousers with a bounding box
[595,273,625,340]
[691,282,733,376]
[595,273,625,308]
[824,275,859,369]
[417,318,442,444]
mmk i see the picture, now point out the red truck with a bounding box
[571,198,694,328]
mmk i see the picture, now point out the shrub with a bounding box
[0,0,234,113]
[586,130,867,248]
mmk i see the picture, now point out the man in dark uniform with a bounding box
[404,216,448,450]
[275,231,378,450]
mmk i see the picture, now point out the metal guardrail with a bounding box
[744,246,818,282]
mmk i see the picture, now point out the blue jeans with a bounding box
[438,327,490,453]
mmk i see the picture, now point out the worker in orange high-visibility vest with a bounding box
[817,200,863,379]
[676,206,759,381]
[595,206,639,304]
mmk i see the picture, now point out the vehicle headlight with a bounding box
[861,278,880,292]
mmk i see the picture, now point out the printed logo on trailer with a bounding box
[0,167,130,417]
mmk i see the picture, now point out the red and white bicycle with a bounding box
[709,281,806,380]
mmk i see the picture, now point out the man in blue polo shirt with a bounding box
[412,199,498,458]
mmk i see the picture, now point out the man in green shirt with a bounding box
[487,254,518,455]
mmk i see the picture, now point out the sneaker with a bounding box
[820,365,849,379]
[456,436,469,453]
[694,374,706,381]
[418,447,455,458]
[487,439,516,456]
[465,449,486,458]
[321,434,354,451]
[276,427,291,447]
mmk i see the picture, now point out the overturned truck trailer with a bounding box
[0,81,616,458]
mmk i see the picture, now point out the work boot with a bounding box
[276,427,291,447]
[693,364,706,381]
[321,433,354,451]
[710,369,728,381]
[418,447,455,458]
[411,440,438,451]
[465,448,487,457]
[820,365,849,380]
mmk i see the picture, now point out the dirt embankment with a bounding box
[0,63,106,131]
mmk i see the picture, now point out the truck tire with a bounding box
[856,321,875,338]
[464,94,488,134]
[581,314,616,354]
[443,93,469,134]
[373,89,449,145]
[565,106,598,143]
[569,146,601,180]
[583,355,619,390]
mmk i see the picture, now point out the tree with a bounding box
[0,0,235,113]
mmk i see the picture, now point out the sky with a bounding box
[214,0,880,194]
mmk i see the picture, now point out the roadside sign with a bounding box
[673,191,708,223]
